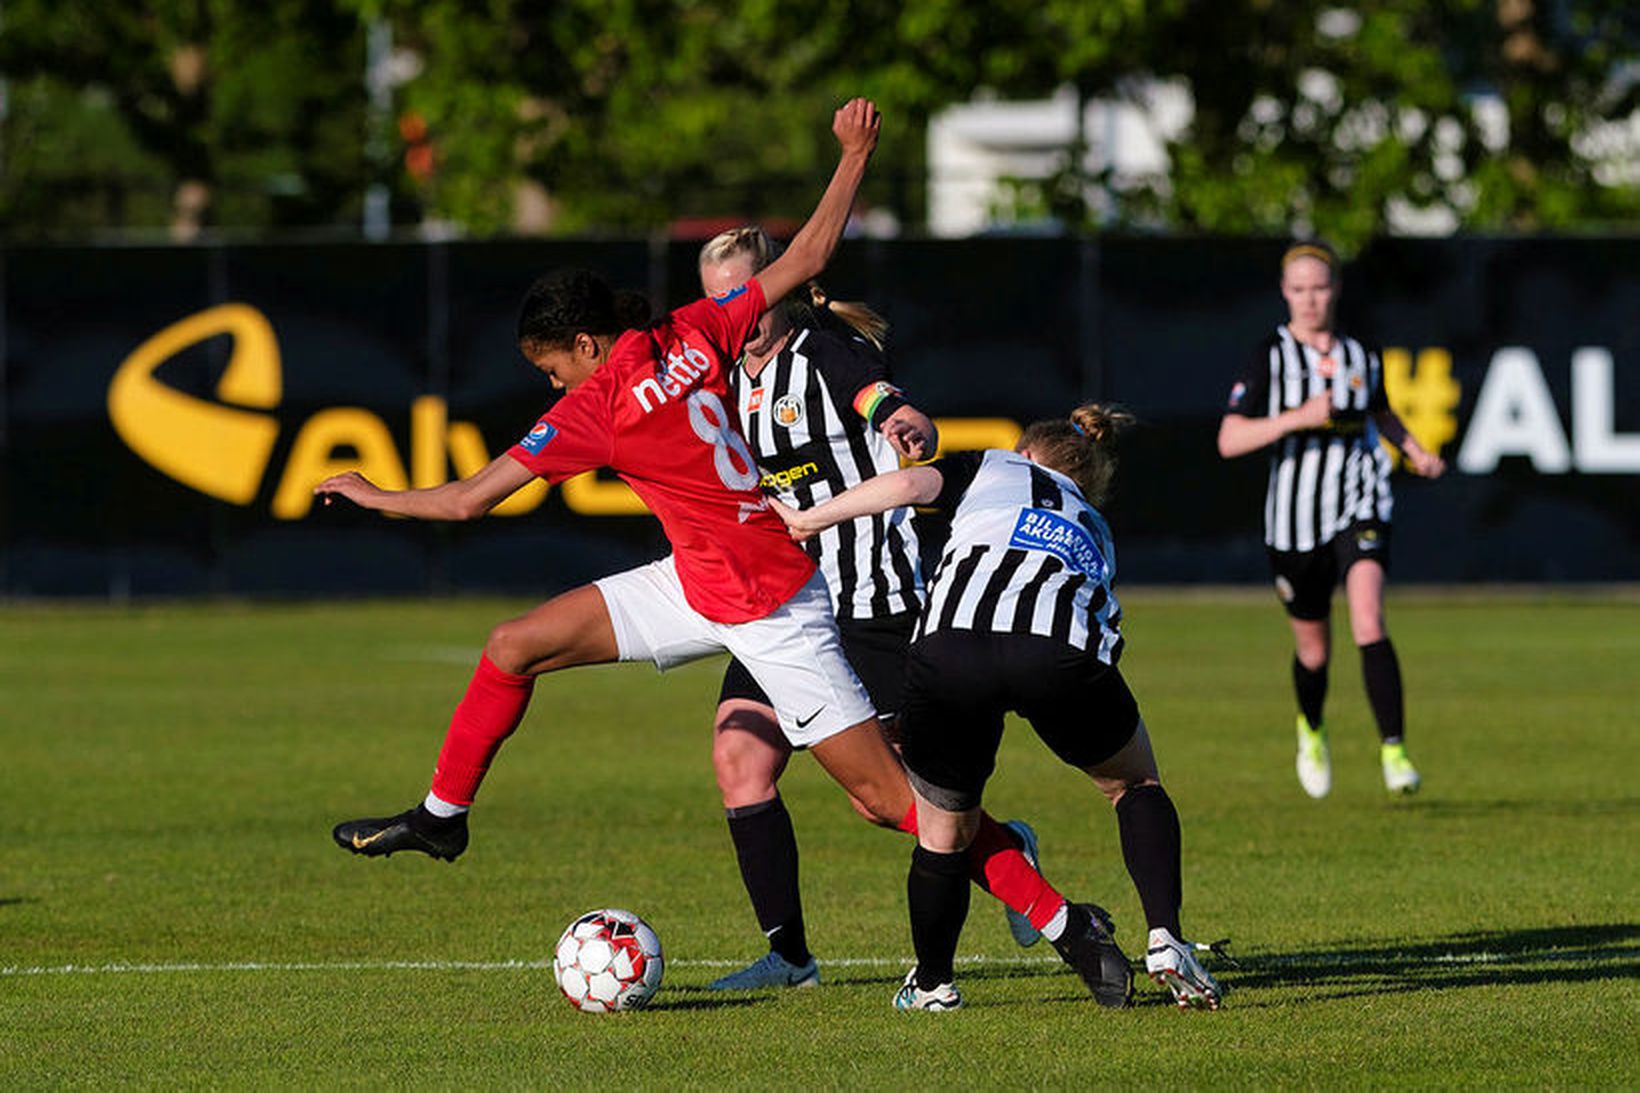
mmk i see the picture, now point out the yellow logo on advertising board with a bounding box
[108,303,551,518]
[1381,347,1461,467]
[109,305,1024,520]
[107,303,282,506]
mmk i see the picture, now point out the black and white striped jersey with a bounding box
[729,325,923,621]
[912,450,1123,663]
[1226,325,1393,553]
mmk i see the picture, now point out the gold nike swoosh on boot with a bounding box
[351,829,391,849]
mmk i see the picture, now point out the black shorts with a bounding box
[718,610,917,722]
[897,630,1141,812]
[1267,519,1392,621]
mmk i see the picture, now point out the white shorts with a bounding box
[595,556,876,748]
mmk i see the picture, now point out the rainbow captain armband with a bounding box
[853,380,907,426]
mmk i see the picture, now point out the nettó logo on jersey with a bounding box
[631,343,714,414]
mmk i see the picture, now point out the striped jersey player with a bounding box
[1218,240,1447,801]
[912,448,1123,663]
[771,402,1225,1012]
[729,323,924,621]
[1232,323,1393,554]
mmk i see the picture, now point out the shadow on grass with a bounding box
[1409,797,1640,819]
[0,897,34,908]
[1223,922,1639,1006]
[812,923,1638,1009]
[644,992,761,1013]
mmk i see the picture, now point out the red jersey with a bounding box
[507,278,816,623]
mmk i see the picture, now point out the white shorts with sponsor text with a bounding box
[594,556,875,748]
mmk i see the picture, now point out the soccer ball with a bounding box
[552,908,664,1013]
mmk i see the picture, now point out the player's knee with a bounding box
[1351,616,1386,645]
[850,780,911,828]
[844,793,879,825]
[483,619,535,674]
[712,733,780,804]
[486,615,578,674]
[1097,774,1160,808]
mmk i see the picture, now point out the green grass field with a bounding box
[3,590,1636,1088]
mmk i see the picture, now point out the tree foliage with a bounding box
[1085,0,1640,248]
[0,0,371,237]
[1,0,1633,242]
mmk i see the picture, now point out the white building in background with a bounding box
[926,84,1189,237]
[927,81,1636,238]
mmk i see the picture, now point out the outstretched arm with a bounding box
[769,465,943,542]
[315,453,536,521]
[1217,393,1332,459]
[1373,408,1447,477]
[756,98,880,306]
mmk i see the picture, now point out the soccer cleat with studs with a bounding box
[1295,714,1331,799]
[1000,819,1044,947]
[1145,927,1223,1010]
[1050,902,1133,1008]
[1380,741,1422,795]
[332,805,468,861]
[707,950,820,991]
[892,967,962,1012]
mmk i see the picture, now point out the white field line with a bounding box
[0,954,1054,978]
[1,946,1623,979]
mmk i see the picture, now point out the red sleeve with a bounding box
[506,380,616,483]
[668,277,768,362]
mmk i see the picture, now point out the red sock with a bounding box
[968,813,1065,931]
[428,655,535,806]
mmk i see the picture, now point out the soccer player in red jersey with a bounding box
[318,99,1126,1004]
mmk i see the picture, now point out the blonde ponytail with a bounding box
[1018,402,1135,505]
[807,282,889,351]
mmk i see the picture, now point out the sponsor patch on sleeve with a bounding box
[1228,381,1247,409]
[518,421,557,455]
[710,284,749,305]
[1009,509,1107,580]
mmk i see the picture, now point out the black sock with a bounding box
[1115,784,1182,937]
[410,804,463,831]
[1359,638,1405,743]
[726,797,809,965]
[907,845,971,990]
[1292,655,1328,727]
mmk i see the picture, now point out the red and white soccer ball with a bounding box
[553,908,664,1013]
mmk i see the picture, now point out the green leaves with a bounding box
[1,0,1631,239]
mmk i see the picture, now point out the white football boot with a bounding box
[892,968,962,1011]
[1145,928,1223,1010]
[1295,714,1331,799]
[1380,741,1422,795]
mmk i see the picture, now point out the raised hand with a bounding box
[832,97,881,159]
